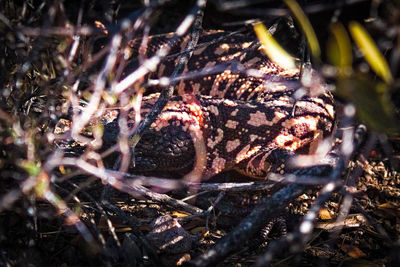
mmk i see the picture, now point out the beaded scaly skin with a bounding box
[102,30,335,179]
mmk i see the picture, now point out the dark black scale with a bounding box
[132,122,195,177]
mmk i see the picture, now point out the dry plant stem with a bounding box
[65,182,161,266]
[55,183,108,247]
[101,0,207,166]
[56,157,204,214]
[66,2,84,68]
[19,26,105,37]
[254,105,360,266]
[62,176,97,202]
[74,186,119,248]
[113,0,207,94]
[132,184,204,214]
[68,6,154,144]
[253,160,345,267]
[113,6,158,82]
[15,1,60,84]
[205,191,225,230]
[353,204,392,243]
[70,33,122,142]
[328,133,377,240]
[35,173,97,247]
[189,183,308,267]
[0,189,22,212]
[102,201,164,267]
[77,167,339,195]
[20,165,99,248]
[100,169,337,193]
[128,0,206,149]
[116,92,132,173]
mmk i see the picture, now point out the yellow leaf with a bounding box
[171,211,189,218]
[253,22,297,71]
[319,208,332,220]
[348,21,393,83]
[341,244,366,258]
[378,202,393,208]
[284,0,321,60]
[59,165,67,174]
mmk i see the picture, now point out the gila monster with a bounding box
[95,30,335,180]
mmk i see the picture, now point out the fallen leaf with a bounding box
[341,244,366,258]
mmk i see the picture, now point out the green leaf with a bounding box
[349,21,393,84]
[337,75,399,135]
[19,160,41,176]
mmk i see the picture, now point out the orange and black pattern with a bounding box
[105,31,336,179]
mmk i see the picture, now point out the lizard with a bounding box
[54,30,336,180]
[98,30,336,180]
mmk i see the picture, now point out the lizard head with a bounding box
[103,120,196,178]
[132,124,195,177]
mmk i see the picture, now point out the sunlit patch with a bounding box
[94,21,108,35]
[274,111,287,120]
[248,111,278,127]
[241,42,252,49]
[210,70,240,98]
[214,43,230,55]
[183,96,204,125]
[223,99,237,106]
[207,105,219,116]
[218,51,241,62]
[225,120,239,129]
[325,104,335,119]
[249,134,259,142]
[54,119,71,134]
[211,157,226,173]
[152,98,204,132]
[226,139,241,152]
[207,128,224,149]
[308,130,323,153]
[281,115,319,131]
[278,95,290,102]
[274,133,302,151]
